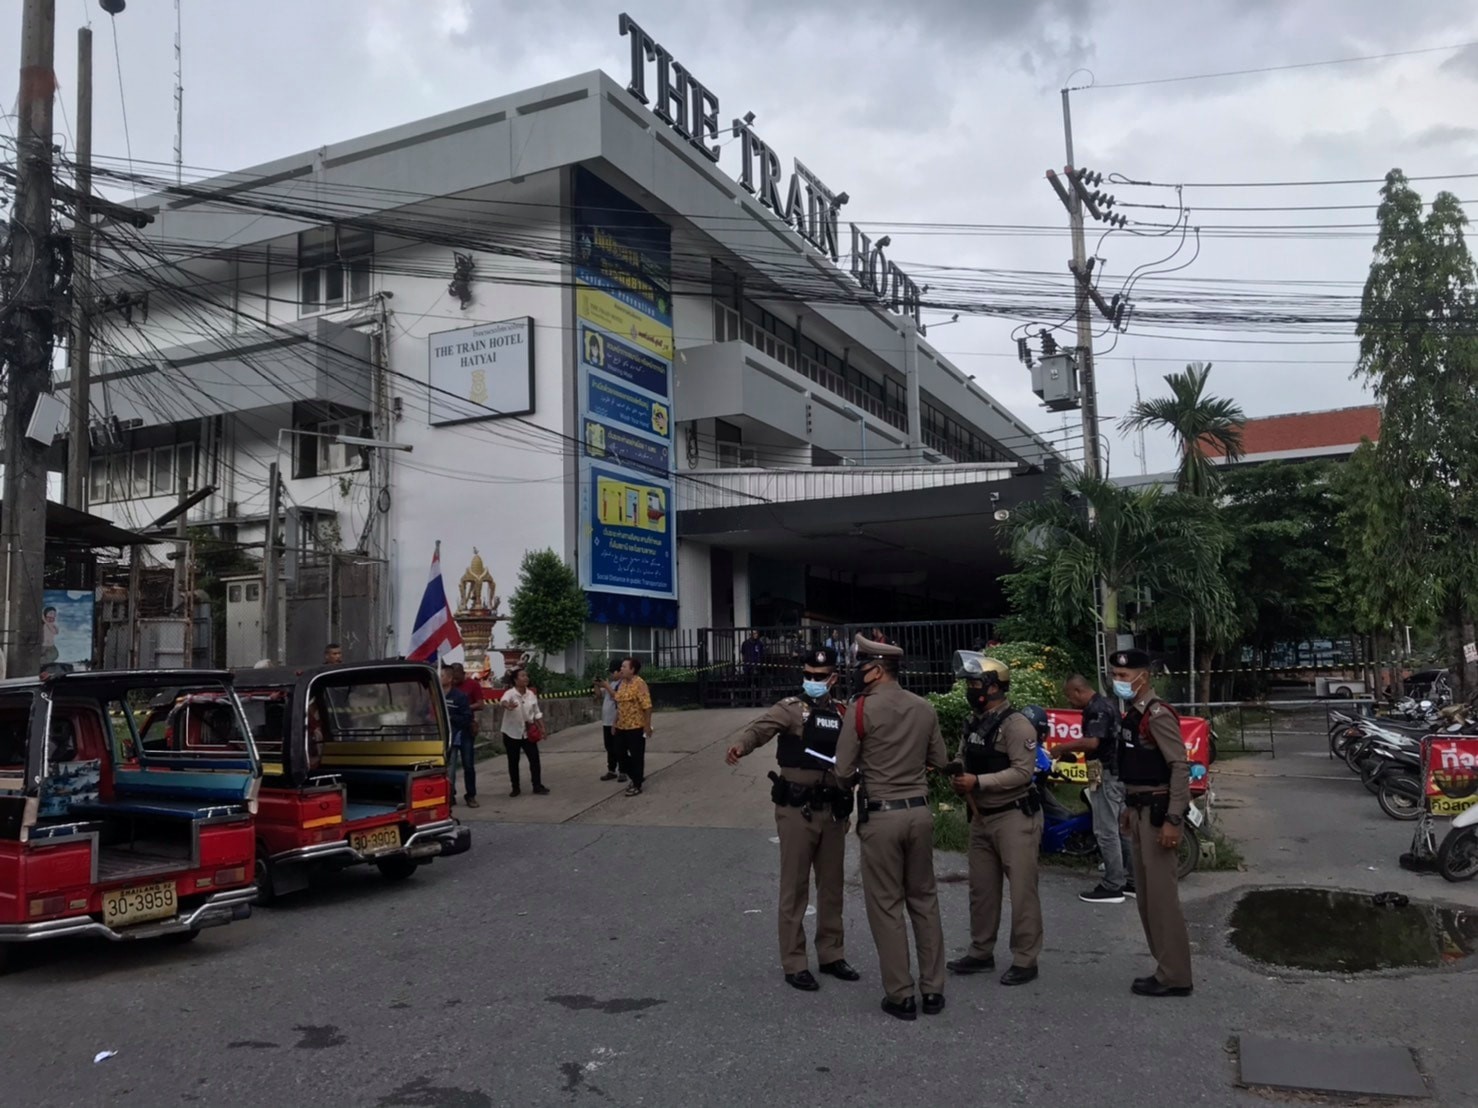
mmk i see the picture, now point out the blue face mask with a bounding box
[1112,679,1136,700]
[802,680,830,700]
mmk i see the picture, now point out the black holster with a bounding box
[1148,794,1169,828]
[1019,789,1042,817]
[829,787,854,823]
[768,771,788,806]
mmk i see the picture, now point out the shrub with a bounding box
[926,640,1073,754]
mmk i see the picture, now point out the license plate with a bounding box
[102,881,178,928]
[351,825,402,855]
[1185,804,1204,829]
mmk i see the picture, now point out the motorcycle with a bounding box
[1437,802,1478,882]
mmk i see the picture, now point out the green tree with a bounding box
[506,549,589,666]
[1003,471,1231,676]
[1121,362,1245,497]
[1352,169,1478,694]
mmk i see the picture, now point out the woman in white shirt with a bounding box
[499,667,549,797]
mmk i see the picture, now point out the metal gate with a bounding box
[690,619,999,707]
[283,555,386,665]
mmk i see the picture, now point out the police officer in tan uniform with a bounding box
[1110,649,1194,997]
[727,647,859,992]
[945,653,1044,986]
[834,633,949,1021]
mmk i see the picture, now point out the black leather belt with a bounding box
[865,796,928,812]
[978,798,1027,817]
[1125,790,1169,808]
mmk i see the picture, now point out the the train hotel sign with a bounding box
[618,14,923,328]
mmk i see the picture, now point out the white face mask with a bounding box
[1112,679,1137,700]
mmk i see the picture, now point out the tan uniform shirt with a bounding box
[1125,695,1191,817]
[967,707,1037,805]
[734,697,839,785]
[834,681,948,801]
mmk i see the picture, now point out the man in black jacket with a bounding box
[1057,674,1133,903]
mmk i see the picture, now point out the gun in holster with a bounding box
[828,783,854,824]
[1148,793,1169,828]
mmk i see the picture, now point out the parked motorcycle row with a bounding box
[1329,697,1478,882]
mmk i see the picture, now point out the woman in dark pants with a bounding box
[596,661,625,783]
[499,667,548,797]
[612,656,653,796]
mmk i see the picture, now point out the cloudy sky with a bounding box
[5,0,1477,472]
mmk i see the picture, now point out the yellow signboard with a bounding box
[575,287,674,361]
[596,476,668,534]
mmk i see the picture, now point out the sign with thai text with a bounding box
[426,317,534,425]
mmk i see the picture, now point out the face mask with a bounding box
[966,688,990,712]
[1112,679,1136,700]
[802,680,829,700]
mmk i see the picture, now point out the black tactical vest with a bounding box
[776,701,843,769]
[962,708,1018,776]
[1118,703,1173,786]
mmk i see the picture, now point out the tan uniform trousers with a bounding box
[857,805,945,1001]
[967,805,1044,968]
[1128,805,1193,988]
[774,800,848,974]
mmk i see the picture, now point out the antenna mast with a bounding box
[173,0,182,184]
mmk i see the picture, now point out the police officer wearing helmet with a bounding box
[727,646,860,992]
[945,653,1044,986]
[1111,649,1193,997]
[833,633,949,1021]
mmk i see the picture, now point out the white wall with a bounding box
[676,540,712,635]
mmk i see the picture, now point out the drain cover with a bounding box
[1238,1034,1427,1099]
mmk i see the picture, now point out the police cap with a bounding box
[853,632,903,661]
[1110,648,1152,670]
[807,646,838,669]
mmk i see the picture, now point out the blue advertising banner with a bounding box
[574,167,677,609]
[584,418,670,476]
[585,462,675,596]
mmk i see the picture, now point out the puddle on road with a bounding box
[1228,888,1478,972]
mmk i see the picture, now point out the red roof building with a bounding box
[1205,405,1381,465]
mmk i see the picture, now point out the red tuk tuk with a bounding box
[0,670,260,971]
[231,661,471,901]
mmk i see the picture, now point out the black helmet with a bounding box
[1020,704,1050,740]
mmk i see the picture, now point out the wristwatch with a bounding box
[1165,813,1184,827]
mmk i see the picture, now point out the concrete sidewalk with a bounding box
[454,707,770,828]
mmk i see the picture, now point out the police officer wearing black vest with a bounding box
[1110,648,1193,997]
[945,652,1044,986]
[727,646,860,991]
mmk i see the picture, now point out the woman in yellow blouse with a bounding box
[612,656,653,796]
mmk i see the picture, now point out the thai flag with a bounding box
[407,541,463,663]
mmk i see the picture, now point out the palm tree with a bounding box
[1004,471,1232,674]
[1121,362,1245,496]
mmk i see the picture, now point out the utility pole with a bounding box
[260,462,280,664]
[3,0,59,679]
[1060,88,1101,484]
[65,24,93,510]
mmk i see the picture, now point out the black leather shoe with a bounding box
[1132,975,1158,990]
[785,970,820,992]
[921,993,945,1015]
[946,954,995,975]
[1000,965,1039,987]
[818,959,860,982]
[1132,977,1192,997]
[880,996,917,1021]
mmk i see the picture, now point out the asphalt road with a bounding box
[3,710,1475,1106]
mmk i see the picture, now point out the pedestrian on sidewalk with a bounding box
[834,633,948,1022]
[945,656,1044,988]
[613,656,653,796]
[500,666,549,797]
[595,661,626,783]
[1057,673,1134,902]
[725,646,859,993]
[1111,649,1194,998]
[441,666,478,808]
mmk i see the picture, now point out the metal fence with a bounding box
[673,619,1000,708]
[1175,697,1378,759]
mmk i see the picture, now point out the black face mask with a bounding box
[967,688,991,712]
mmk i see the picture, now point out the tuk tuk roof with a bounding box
[0,669,238,694]
[232,659,440,691]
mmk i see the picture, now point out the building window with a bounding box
[87,442,196,503]
[293,417,369,479]
[299,225,373,315]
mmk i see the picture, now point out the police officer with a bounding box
[833,633,949,1021]
[1110,649,1193,997]
[944,654,1044,986]
[726,646,860,992]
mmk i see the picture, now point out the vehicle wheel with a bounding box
[1343,742,1368,773]
[1377,777,1422,821]
[1175,825,1200,879]
[1360,760,1385,794]
[1060,830,1099,857]
[254,852,277,907]
[1437,827,1478,882]
[1334,687,1354,698]
[163,928,201,945]
[376,856,420,882]
[0,943,13,975]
